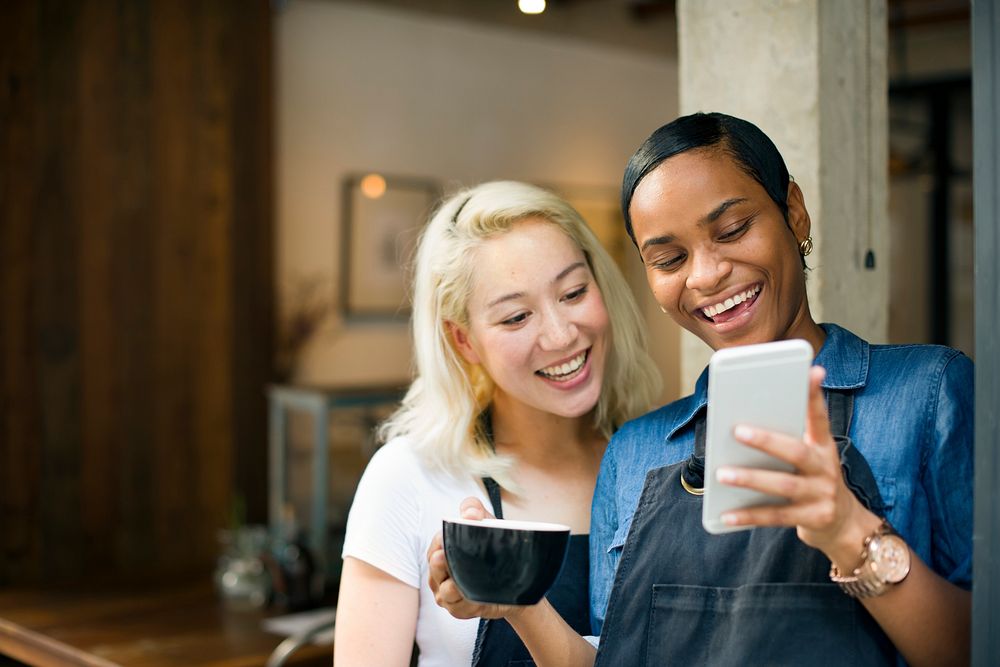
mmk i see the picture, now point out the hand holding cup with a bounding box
[428,497,517,620]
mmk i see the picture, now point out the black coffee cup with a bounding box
[442,517,571,605]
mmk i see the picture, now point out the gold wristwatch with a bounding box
[829,519,911,598]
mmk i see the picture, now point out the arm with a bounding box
[588,444,619,637]
[333,557,418,667]
[335,440,425,666]
[427,497,596,667]
[719,365,971,667]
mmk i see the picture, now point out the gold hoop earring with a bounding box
[798,236,814,257]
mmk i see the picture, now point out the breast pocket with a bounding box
[643,583,895,667]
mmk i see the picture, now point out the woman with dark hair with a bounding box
[429,113,972,667]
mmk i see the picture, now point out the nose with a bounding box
[538,307,578,351]
[685,250,733,292]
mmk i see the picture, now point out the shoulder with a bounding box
[869,340,968,367]
[357,436,425,491]
[365,434,469,482]
[822,322,972,397]
[614,400,687,440]
[867,342,972,396]
[366,435,423,473]
[607,395,699,462]
[355,436,458,512]
[362,435,477,498]
[854,341,973,471]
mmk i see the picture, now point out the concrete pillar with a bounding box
[675,0,889,392]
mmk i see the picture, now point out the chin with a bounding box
[540,396,595,420]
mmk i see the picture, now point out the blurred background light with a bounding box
[360,173,387,199]
[518,0,546,16]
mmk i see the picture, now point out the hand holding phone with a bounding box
[702,339,812,534]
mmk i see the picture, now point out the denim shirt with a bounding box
[590,323,974,636]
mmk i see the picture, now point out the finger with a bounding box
[428,546,451,587]
[716,466,813,502]
[460,496,494,520]
[436,579,469,607]
[720,501,832,530]
[435,579,490,620]
[805,366,834,447]
[732,424,820,474]
[425,531,443,561]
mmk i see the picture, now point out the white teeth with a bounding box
[702,286,760,319]
[539,351,587,379]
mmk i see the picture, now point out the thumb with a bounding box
[459,496,494,520]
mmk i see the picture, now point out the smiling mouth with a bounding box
[536,349,589,382]
[699,285,761,323]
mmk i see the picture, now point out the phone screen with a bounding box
[702,339,812,534]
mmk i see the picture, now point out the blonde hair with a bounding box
[378,181,661,485]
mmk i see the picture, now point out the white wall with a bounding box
[276,0,680,398]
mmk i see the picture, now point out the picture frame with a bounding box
[339,173,441,321]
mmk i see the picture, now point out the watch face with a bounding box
[870,534,911,583]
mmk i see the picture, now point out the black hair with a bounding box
[621,112,791,244]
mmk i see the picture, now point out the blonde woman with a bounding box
[333,181,660,667]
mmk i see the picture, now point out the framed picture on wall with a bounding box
[340,173,441,321]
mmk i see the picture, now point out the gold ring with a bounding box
[680,474,704,496]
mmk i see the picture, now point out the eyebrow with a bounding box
[639,197,749,253]
[485,261,587,309]
[705,197,748,223]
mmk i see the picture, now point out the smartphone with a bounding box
[702,338,813,534]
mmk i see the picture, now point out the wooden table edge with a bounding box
[0,615,121,667]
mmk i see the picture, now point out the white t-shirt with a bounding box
[342,436,491,667]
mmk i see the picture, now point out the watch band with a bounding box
[829,519,910,599]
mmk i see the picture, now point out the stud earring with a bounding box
[798,236,814,257]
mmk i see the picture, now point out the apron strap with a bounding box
[479,409,505,519]
[681,412,708,491]
[482,476,504,520]
[826,389,855,438]
[472,476,503,666]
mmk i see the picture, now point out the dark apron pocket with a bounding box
[644,583,895,667]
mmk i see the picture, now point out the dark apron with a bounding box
[594,391,897,667]
[470,477,591,667]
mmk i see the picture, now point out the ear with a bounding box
[786,181,812,244]
[445,320,481,365]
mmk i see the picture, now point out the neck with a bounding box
[488,391,603,469]
[786,306,826,357]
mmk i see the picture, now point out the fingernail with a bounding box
[734,425,755,441]
[717,467,737,483]
[721,512,739,525]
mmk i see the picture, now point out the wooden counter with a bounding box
[0,581,331,666]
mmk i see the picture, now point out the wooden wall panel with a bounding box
[1,0,44,585]
[34,0,87,582]
[77,0,123,579]
[0,0,273,585]
[228,0,275,532]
